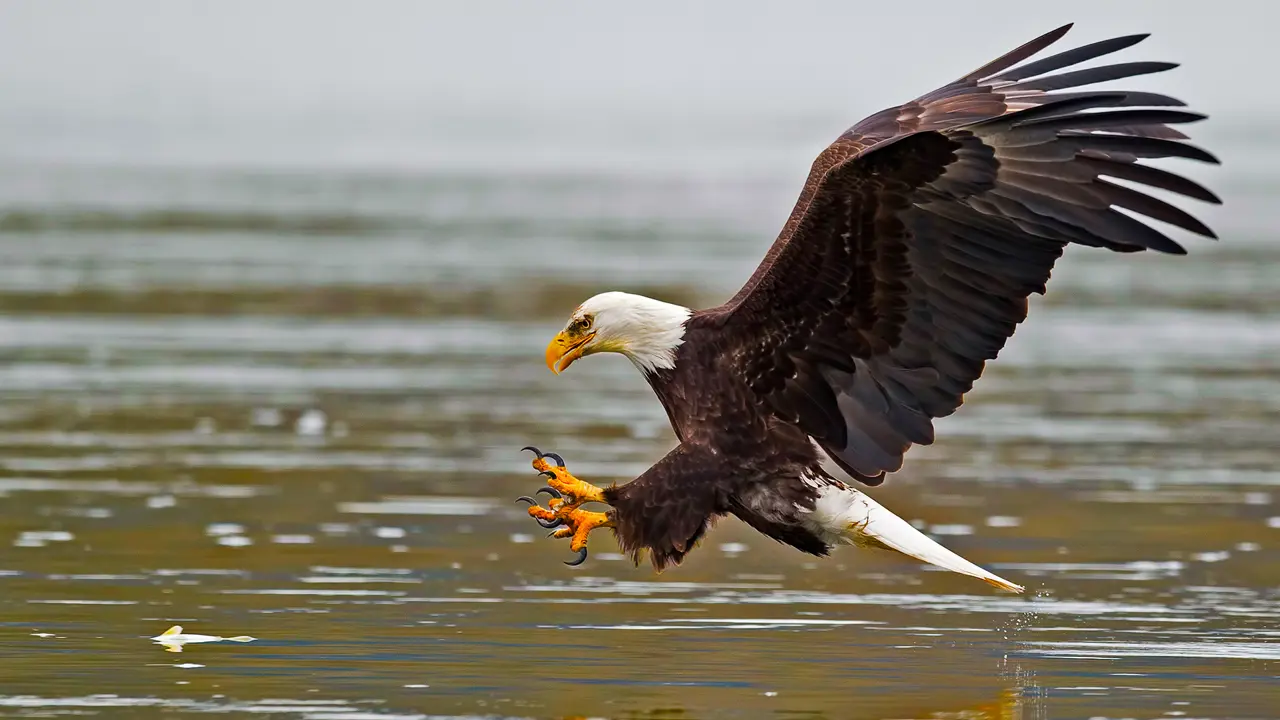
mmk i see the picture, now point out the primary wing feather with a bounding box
[696,24,1219,485]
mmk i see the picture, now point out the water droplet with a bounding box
[146,495,177,509]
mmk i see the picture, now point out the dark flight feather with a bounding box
[989,33,1149,81]
[695,25,1217,484]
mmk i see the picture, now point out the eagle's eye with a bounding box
[571,315,593,334]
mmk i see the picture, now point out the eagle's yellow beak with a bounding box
[545,330,596,374]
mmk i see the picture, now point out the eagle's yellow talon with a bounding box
[518,448,615,565]
[566,508,612,543]
[559,506,613,565]
[529,458,607,505]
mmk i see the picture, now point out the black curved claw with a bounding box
[536,516,563,529]
[539,470,557,480]
[547,529,561,538]
[536,486,562,499]
[564,547,588,567]
[515,496,536,506]
[520,445,566,468]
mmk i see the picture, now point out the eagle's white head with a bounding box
[545,291,692,375]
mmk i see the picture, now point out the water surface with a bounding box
[0,160,1276,719]
[1,5,1278,715]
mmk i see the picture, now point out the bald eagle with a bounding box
[518,24,1218,592]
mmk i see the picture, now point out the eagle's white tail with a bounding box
[814,484,1024,593]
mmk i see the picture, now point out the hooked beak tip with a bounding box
[545,331,592,375]
[545,343,564,374]
[545,333,570,371]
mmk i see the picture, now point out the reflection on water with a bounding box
[0,128,1278,720]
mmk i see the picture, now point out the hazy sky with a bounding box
[0,1,1270,172]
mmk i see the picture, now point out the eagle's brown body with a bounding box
[607,341,838,568]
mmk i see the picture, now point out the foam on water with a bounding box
[1026,641,1280,661]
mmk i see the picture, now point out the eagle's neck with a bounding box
[629,305,693,442]
[613,298,692,375]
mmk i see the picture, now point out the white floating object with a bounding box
[374,526,406,539]
[216,536,253,548]
[985,516,1022,528]
[151,625,256,653]
[16,530,74,547]
[295,409,328,436]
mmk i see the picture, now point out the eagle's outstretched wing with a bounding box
[693,24,1220,485]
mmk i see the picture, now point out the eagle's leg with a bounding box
[519,446,614,565]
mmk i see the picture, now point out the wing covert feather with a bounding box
[694,25,1219,485]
